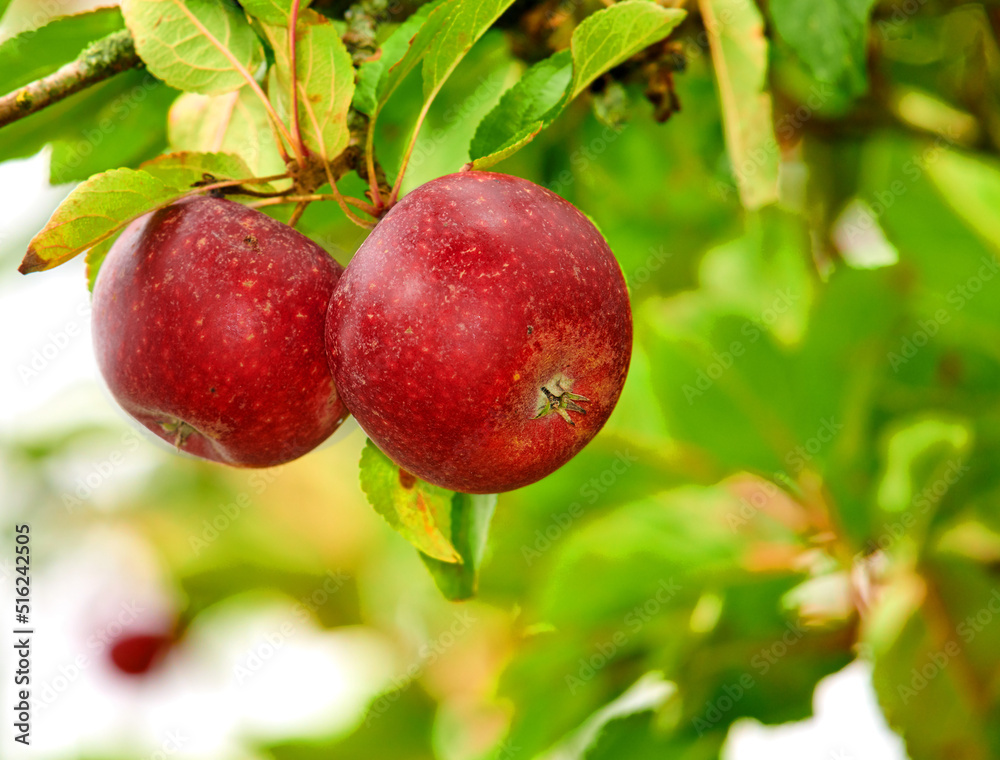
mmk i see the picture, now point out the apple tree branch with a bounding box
[0,29,140,129]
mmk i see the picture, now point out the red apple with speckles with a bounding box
[326,171,632,493]
[92,196,347,467]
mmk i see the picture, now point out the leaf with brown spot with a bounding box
[359,438,461,563]
[140,151,260,191]
[261,9,354,161]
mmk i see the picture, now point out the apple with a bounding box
[108,631,175,676]
[92,196,347,467]
[326,171,632,493]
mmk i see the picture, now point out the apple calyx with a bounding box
[535,379,589,426]
[159,418,198,448]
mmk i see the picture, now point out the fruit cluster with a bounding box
[93,172,632,493]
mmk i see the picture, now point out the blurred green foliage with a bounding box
[4,1,1000,759]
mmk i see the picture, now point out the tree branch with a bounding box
[0,30,141,129]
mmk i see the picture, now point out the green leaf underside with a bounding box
[0,8,126,96]
[85,235,117,292]
[470,1,685,169]
[769,0,876,96]
[121,0,264,95]
[21,168,190,274]
[699,0,780,209]
[420,492,497,600]
[167,89,286,177]
[359,439,462,563]
[240,0,313,26]
[262,9,354,160]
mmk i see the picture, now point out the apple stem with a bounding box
[342,195,380,217]
[191,173,292,197]
[364,118,385,212]
[247,194,375,228]
[288,0,307,160]
[320,151,381,227]
[288,201,309,227]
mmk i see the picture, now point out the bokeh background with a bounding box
[2,0,1000,758]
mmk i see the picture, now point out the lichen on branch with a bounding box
[0,29,141,129]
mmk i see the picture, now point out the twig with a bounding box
[288,200,309,227]
[0,30,140,129]
[247,193,375,228]
[318,142,377,227]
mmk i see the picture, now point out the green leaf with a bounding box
[47,71,178,184]
[359,439,462,564]
[584,714,725,760]
[353,0,444,116]
[19,168,188,274]
[698,0,779,209]
[139,150,256,188]
[420,492,497,600]
[85,235,117,292]
[262,9,354,160]
[415,0,516,104]
[768,0,876,97]
[551,672,676,760]
[567,1,686,100]
[0,7,125,95]
[926,148,1000,256]
[469,1,685,169]
[240,0,312,26]
[373,0,515,121]
[121,0,264,95]
[875,416,971,517]
[167,89,286,177]
[867,560,1000,759]
[469,50,572,169]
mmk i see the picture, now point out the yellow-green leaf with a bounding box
[20,168,187,274]
[140,150,255,189]
[262,9,354,160]
[240,0,312,26]
[121,0,264,95]
[699,0,779,210]
[167,89,285,177]
[85,235,117,292]
[927,148,1000,256]
[359,439,461,564]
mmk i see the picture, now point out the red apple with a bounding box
[326,171,632,493]
[92,196,347,467]
[108,631,175,676]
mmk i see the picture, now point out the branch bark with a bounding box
[0,29,140,129]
